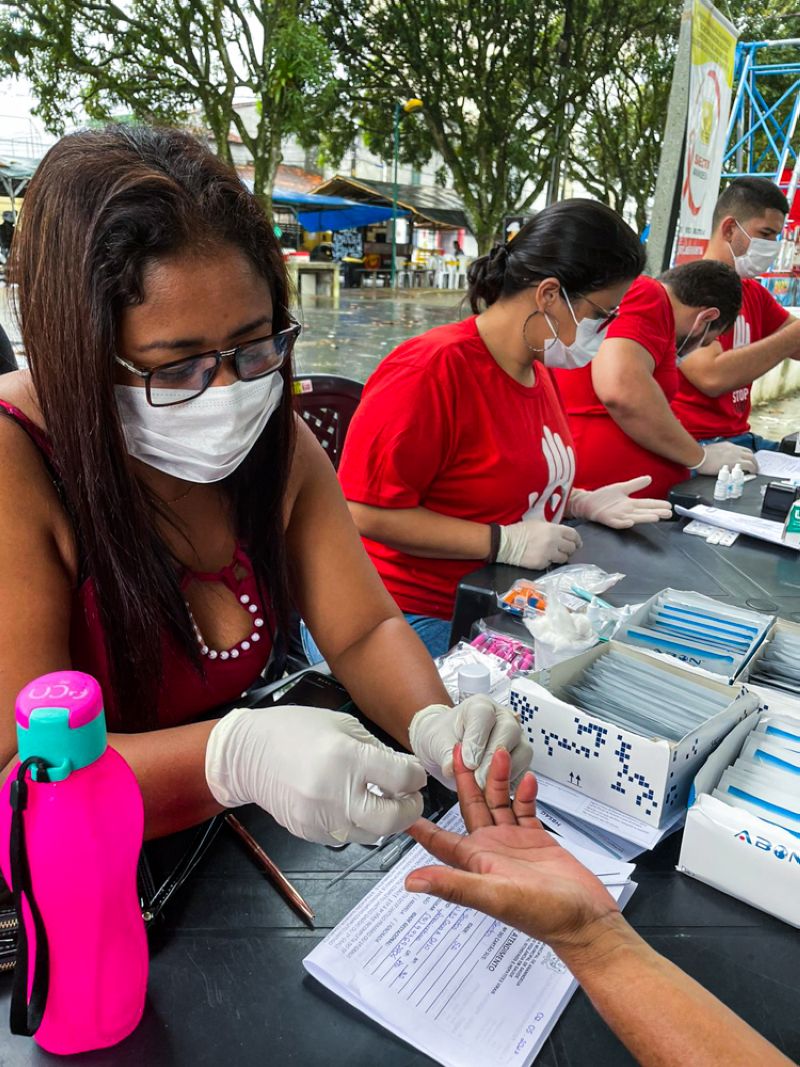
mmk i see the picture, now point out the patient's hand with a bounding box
[405,746,621,960]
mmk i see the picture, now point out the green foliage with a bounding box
[568,9,679,234]
[568,0,800,235]
[0,0,339,203]
[320,0,676,250]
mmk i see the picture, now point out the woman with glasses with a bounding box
[337,201,672,659]
[0,125,533,844]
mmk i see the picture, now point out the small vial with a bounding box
[729,463,745,500]
[457,663,491,703]
[714,465,731,501]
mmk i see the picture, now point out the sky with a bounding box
[0,77,61,158]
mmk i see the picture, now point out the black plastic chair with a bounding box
[292,374,363,470]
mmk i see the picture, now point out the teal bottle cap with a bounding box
[15,672,108,783]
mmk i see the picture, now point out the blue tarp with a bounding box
[295,203,399,232]
[260,184,407,231]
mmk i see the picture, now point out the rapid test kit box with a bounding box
[509,642,758,828]
[678,706,800,928]
[614,588,772,681]
[738,617,800,702]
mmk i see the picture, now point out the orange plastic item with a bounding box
[499,580,547,616]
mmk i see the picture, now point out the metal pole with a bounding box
[391,103,401,288]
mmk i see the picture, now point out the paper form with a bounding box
[535,774,685,852]
[537,803,646,861]
[304,807,635,1067]
[755,450,800,480]
[675,504,796,549]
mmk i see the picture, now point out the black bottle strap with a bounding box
[9,756,51,1037]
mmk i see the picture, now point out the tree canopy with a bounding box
[0,0,338,207]
[320,0,679,250]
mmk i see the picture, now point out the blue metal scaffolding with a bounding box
[723,38,800,208]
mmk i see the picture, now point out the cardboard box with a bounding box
[738,618,800,708]
[678,708,800,928]
[509,641,759,827]
[615,588,772,681]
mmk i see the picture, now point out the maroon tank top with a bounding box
[0,399,273,729]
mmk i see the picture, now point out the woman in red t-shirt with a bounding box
[338,201,672,656]
[0,125,537,844]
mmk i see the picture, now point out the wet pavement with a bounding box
[750,394,800,442]
[292,289,469,379]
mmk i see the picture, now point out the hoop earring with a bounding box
[522,311,559,355]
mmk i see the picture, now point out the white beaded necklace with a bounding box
[185,592,265,661]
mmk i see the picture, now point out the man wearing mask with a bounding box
[672,177,800,450]
[554,260,755,499]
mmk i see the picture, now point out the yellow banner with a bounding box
[676,0,739,261]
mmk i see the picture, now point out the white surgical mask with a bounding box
[676,320,711,362]
[115,374,284,482]
[729,219,779,279]
[544,291,610,369]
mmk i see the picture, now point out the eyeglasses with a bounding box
[581,295,620,330]
[115,317,302,407]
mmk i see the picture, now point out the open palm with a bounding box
[406,747,620,955]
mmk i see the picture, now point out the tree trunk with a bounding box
[473,214,505,255]
[249,102,284,217]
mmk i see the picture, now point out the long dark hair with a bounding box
[467,199,646,313]
[11,125,296,730]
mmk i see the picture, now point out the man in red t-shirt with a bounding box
[554,261,751,498]
[672,177,800,450]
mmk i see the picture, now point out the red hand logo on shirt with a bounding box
[523,427,575,523]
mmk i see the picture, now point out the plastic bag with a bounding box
[435,642,516,704]
[471,622,535,672]
[534,564,625,612]
[496,579,547,618]
[497,565,624,618]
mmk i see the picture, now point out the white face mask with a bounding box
[543,291,610,369]
[115,374,284,483]
[729,219,779,279]
[676,319,711,363]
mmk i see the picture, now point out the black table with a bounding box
[2,474,800,1065]
[2,801,798,1067]
[450,472,800,645]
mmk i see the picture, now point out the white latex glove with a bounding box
[693,441,757,475]
[205,705,426,845]
[409,695,533,790]
[568,476,673,529]
[497,519,581,570]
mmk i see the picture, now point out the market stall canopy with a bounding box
[0,155,40,199]
[244,181,407,231]
[310,176,470,231]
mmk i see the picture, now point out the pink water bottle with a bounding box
[0,670,148,1054]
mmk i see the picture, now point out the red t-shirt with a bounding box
[553,276,686,498]
[338,316,575,620]
[671,279,790,439]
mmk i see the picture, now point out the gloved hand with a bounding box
[693,441,757,475]
[568,476,673,529]
[497,519,581,570]
[205,705,426,845]
[409,695,533,790]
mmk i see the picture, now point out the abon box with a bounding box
[508,642,757,828]
[678,709,800,928]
